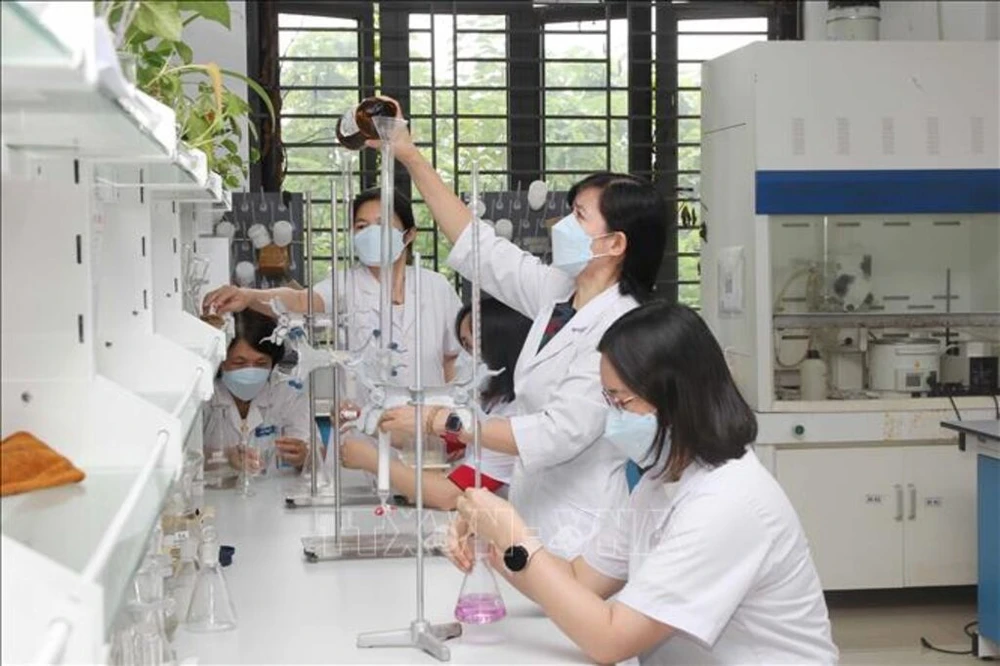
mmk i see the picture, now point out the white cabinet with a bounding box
[775,444,976,590]
[902,446,978,587]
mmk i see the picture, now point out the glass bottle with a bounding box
[184,527,238,632]
[336,98,400,150]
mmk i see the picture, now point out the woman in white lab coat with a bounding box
[340,298,531,509]
[203,311,313,479]
[202,188,463,389]
[374,98,669,558]
[449,303,839,665]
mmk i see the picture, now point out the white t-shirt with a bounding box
[584,449,838,665]
[314,265,463,391]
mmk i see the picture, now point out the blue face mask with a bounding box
[550,213,610,277]
[604,409,664,467]
[222,367,271,402]
[354,224,406,267]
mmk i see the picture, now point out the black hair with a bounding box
[597,302,757,479]
[227,310,285,368]
[454,298,533,410]
[567,172,668,301]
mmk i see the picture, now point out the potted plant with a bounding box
[97,0,275,189]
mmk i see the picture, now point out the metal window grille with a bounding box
[251,1,798,301]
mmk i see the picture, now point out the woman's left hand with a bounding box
[275,437,308,468]
[455,487,528,553]
[377,406,420,440]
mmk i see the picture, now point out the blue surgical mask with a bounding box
[550,213,609,277]
[354,224,406,267]
[604,410,664,467]
[222,367,271,402]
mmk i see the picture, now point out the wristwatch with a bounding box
[503,537,543,573]
[444,412,463,434]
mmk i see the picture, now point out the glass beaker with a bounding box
[184,528,238,632]
[454,540,506,625]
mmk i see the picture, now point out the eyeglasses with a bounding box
[601,387,636,412]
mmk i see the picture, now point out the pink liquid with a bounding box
[454,593,506,624]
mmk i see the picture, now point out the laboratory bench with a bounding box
[172,471,586,664]
[941,419,1000,659]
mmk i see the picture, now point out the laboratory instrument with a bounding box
[336,97,401,150]
[701,40,999,593]
[184,527,237,633]
[453,161,507,629]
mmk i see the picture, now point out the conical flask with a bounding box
[454,539,506,625]
[184,528,237,632]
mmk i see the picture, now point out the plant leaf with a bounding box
[221,139,238,153]
[133,1,183,43]
[175,41,193,64]
[178,1,231,29]
[221,68,276,122]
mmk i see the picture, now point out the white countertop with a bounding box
[173,472,586,664]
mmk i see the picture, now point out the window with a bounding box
[673,15,769,307]
[256,2,795,301]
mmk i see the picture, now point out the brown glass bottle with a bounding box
[336,97,400,150]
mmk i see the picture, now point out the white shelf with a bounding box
[95,145,231,206]
[0,464,173,620]
[1,4,176,159]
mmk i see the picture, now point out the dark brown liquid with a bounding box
[336,98,399,150]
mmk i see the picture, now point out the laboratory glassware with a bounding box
[184,527,238,632]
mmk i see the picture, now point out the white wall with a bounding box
[804,1,1000,41]
[181,0,250,188]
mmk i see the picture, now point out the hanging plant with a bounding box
[97,0,275,189]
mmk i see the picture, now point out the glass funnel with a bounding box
[184,527,238,632]
[454,540,506,625]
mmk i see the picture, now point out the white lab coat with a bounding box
[202,374,313,473]
[584,451,838,664]
[447,221,634,559]
[314,264,463,392]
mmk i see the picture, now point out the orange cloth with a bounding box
[1,431,85,497]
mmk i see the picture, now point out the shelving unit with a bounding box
[0,3,230,663]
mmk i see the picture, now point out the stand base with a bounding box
[357,620,462,662]
[284,487,380,508]
[301,533,442,562]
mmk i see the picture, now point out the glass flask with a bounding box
[166,536,199,640]
[184,527,238,632]
[130,601,177,666]
[454,540,506,625]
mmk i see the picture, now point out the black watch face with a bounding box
[504,545,528,572]
[446,413,462,433]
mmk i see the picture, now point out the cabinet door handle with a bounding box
[894,484,903,521]
[908,483,917,520]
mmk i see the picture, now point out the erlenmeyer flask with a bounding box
[454,540,506,625]
[185,528,238,632]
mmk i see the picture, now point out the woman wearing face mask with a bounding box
[201,188,463,389]
[203,311,314,479]
[340,298,531,509]
[448,303,838,665]
[373,97,668,559]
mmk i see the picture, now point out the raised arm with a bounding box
[202,284,324,317]
[370,97,571,319]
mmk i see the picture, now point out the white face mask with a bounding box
[550,213,611,277]
[455,350,492,391]
[604,409,665,468]
[354,224,406,267]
